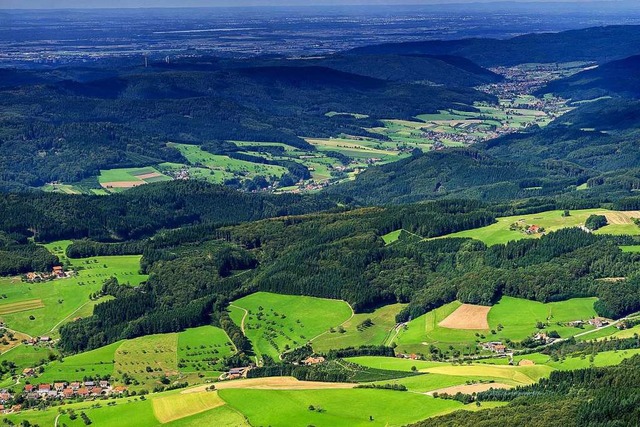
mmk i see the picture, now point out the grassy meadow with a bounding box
[0,241,146,338]
[312,303,406,352]
[393,297,597,355]
[229,292,352,360]
[440,209,640,246]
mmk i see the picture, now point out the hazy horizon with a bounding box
[0,0,636,10]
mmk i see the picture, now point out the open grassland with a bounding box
[9,388,245,427]
[153,390,225,423]
[441,209,640,246]
[347,356,548,384]
[393,297,597,354]
[219,388,464,427]
[170,143,288,178]
[115,333,179,387]
[313,303,406,353]
[229,292,352,360]
[0,246,146,337]
[177,325,235,373]
[0,299,44,315]
[33,341,121,387]
[508,348,640,371]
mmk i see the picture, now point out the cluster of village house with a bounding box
[24,266,73,283]
[19,376,126,400]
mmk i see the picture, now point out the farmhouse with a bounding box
[589,317,609,328]
[22,368,34,377]
[225,367,249,380]
[482,342,508,354]
[302,356,325,366]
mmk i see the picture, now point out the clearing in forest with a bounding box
[438,304,490,330]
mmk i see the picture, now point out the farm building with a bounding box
[302,356,326,366]
[589,317,609,328]
[482,342,508,354]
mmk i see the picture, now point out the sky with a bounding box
[0,0,632,9]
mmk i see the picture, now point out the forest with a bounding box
[51,195,640,354]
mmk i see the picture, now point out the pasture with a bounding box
[229,292,352,360]
[177,325,235,373]
[12,325,234,390]
[219,388,463,427]
[0,247,146,337]
[441,209,640,246]
[393,297,598,354]
[312,303,406,353]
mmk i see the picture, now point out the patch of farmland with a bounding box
[393,297,598,355]
[229,292,352,361]
[152,390,225,423]
[177,326,235,373]
[438,304,491,330]
[440,209,640,246]
[0,299,44,315]
[218,388,463,427]
[115,333,178,388]
[313,303,406,353]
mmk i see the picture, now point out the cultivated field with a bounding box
[0,299,45,315]
[439,304,491,330]
[98,166,171,191]
[229,292,352,361]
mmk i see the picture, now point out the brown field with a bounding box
[100,181,145,189]
[0,299,45,315]
[439,304,491,330]
[426,382,512,396]
[601,211,640,225]
[136,172,164,180]
[518,359,535,366]
[182,376,355,394]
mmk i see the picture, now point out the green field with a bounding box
[219,388,463,427]
[313,303,406,352]
[170,143,288,178]
[7,326,233,389]
[441,209,640,246]
[229,292,352,360]
[98,167,172,192]
[8,387,248,427]
[393,297,597,355]
[349,356,550,385]
[177,326,236,373]
[0,244,146,337]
